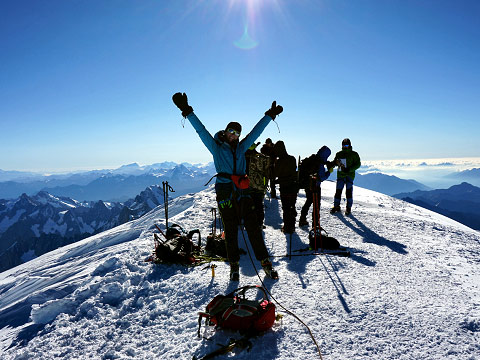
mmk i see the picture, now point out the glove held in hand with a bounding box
[172,92,194,117]
[265,101,283,120]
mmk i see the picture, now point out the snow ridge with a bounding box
[0,183,479,359]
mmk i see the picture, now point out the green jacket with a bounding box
[334,148,361,180]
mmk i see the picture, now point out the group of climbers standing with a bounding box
[261,138,361,233]
[172,92,361,281]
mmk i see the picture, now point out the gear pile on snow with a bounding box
[204,208,228,259]
[197,285,276,336]
[145,223,202,265]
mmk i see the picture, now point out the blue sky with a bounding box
[1,0,479,173]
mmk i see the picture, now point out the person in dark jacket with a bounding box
[245,142,269,229]
[299,145,334,227]
[330,138,361,215]
[260,138,277,199]
[272,141,298,234]
[172,92,282,280]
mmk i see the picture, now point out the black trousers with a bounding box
[216,183,269,263]
[250,189,265,227]
[280,193,297,232]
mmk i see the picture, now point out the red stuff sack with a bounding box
[231,174,250,190]
[198,285,276,336]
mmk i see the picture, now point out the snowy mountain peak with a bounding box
[145,161,178,170]
[167,164,194,179]
[16,193,36,208]
[0,192,128,272]
[125,185,164,213]
[120,163,140,168]
[33,191,77,208]
[111,163,143,175]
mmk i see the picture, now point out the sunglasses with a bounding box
[227,128,241,136]
[342,144,350,147]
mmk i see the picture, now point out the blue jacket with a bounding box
[316,145,331,185]
[186,112,272,184]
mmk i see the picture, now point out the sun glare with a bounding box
[227,0,283,50]
[234,23,259,49]
[204,0,285,50]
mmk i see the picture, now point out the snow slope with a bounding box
[0,181,479,359]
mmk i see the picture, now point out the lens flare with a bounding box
[234,23,259,50]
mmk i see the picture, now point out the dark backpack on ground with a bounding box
[153,224,202,264]
[198,285,276,336]
[309,228,341,250]
[205,233,227,258]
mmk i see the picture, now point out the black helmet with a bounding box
[342,138,351,147]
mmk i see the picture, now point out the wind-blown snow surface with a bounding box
[0,182,479,359]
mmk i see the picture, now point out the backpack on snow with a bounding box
[205,232,227,258]
[247,152,271,192]
[204,208,227,259]
[152,224,202,264]
[308,228,341,250]
[197,285,276,336]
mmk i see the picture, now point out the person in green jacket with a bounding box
[330,138,361,215]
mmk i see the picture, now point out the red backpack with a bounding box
[197,285,276,336]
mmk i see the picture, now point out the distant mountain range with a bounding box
[394,182,480,231]
[0,162,216,201]
[0,161,218,272]
[354,172,431,195]
[443,168,480,187]
[0,184,169,272]
[1,162,478,272]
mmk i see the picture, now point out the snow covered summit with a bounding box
[0,182,479,359]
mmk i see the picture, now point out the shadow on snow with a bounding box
[339,214,408,255]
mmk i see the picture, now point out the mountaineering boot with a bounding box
[281,225,294,234]
[299,217,309,227]
[330,205,341,214]
[230,262,240,282]
[261,258,279,280]
[287,227,295,234]
[345,207,351,216]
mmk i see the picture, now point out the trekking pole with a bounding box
[313,190,318,251]
[311,177,322,252]
[154,224,168,242]
[289,233,292,260]
[318,182,322,251]
[163,182,168,229]
[290,155,300,261]
[297,156,301,184]
[162,181,175,229]
[316,190,323,251]
[211,208,217,236]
